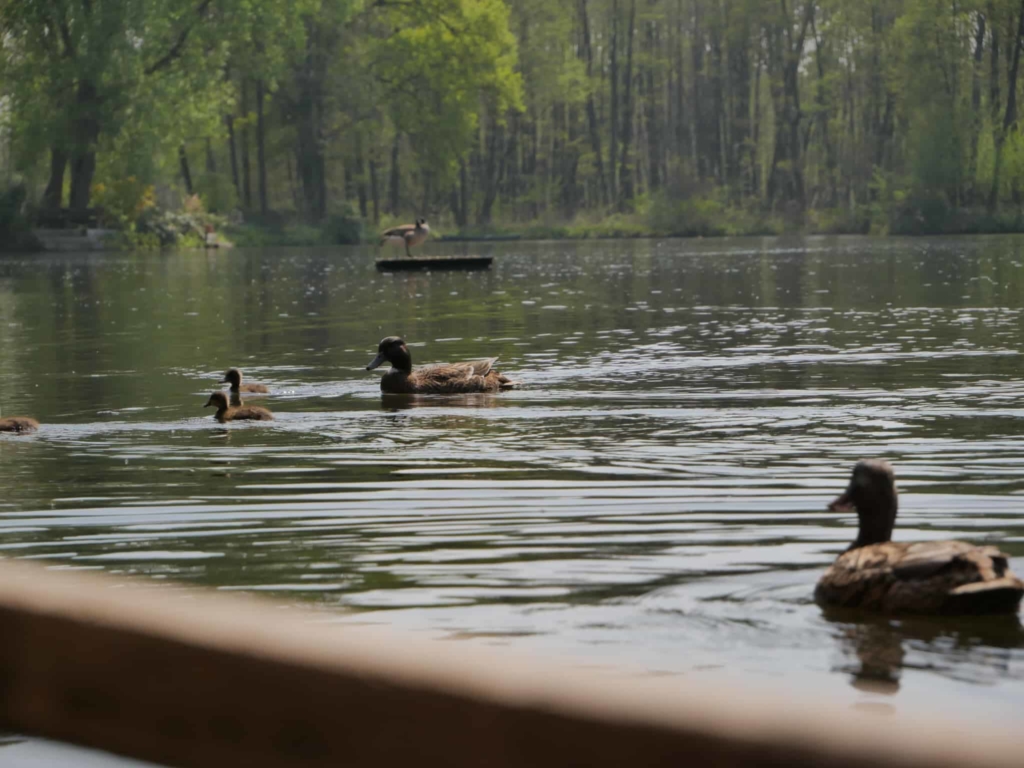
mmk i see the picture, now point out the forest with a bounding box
[4,0,1024,242]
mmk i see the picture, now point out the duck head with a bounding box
[204,391,230,411]
[830,459,898,550]
[366,336,412,372]
[222,368,243,389]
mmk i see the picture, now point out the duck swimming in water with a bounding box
[379,218,430,257]
[365,336,518,395]
[204,391,274,423]
[0,416,39,433]
[222,368,269,394]
[815,459,1024,615]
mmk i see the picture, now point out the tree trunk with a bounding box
[43,148,67,209]
[179,145,194,195]
[256,79,268,217]
[990,0,1024,210]
[226,114,240,199]
[205,137,217,174]
[618,0,636,208]
[578,0,608,205]
[369,158,380,223]
[68,81,100,210]
[356,147,369,219]
[609,0,620,201]
[241,81,252,209]
[388,135,401,213]
[970,12,986,202]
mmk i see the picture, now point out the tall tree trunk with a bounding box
[68,81,100,210]
[205,137,217,174]
[578,0,608,205]
[618,0,637,208]
[388,135,401,213]
[369,158,380,223]
[256,79,268,216]
[356,144,369,219]
[609,0,620,201]
[43,148,67,209]
[179,145,194,195]
[240,80,253,210]
[225,114,240,199]
[990,0,1024,210]
[970,12,986,202]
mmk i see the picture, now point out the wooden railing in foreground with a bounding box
[0,560,1019,768]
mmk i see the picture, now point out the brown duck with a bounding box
[204,391,274,423]
[0,416,39,433]
[222,368,269,394]
[815,459,1024,615]
[365,336,518,395]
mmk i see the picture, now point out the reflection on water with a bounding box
[3,236,1024,724]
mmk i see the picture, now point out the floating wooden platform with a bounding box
[376,255,493,271]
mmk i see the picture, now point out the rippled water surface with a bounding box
[4,235,1024,732]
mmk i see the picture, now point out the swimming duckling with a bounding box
[0,416,39,433]
[204,391,274,423]
[222,368,269,394]
[815,459,1024,615]
[366,336,519,395]
[379,218,430,257]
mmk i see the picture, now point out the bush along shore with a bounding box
[12,187,1024,253]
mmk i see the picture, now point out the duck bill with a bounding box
[828,489,853,512]
[204,398,215,408]
[366,353,387,371]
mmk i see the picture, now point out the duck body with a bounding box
[367,336,518,395]
[0,417,39,433]
[204,392,274,423]
[816,459,1023,616]
[380,219,430,257]
[222,368,269,394]
[816,540,1024,615]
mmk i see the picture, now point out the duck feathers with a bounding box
[0,417,39,433]
[384,359,517,394]
[815,539,1023,615]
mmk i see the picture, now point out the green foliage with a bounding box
[324,204,364,244]
[0,185,41,251]
[91,178,157,227]
[10,0,1024,244]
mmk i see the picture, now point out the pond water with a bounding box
[3,235,1024,748]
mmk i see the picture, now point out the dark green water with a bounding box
[3,236,1024,740]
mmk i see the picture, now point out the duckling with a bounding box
[379,218,430,257]
[222,368,269,394]
[0,416,39,433]
[815,459,1024,615]
[204,391,274,423]
[365,336,519,395]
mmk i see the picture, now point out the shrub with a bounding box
[0,184,41,251]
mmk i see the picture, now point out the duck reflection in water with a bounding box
[824,607,1023,695]
[380,393,502,411]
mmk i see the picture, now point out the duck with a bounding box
[0,416,39,433]
[222,368,269,395]
[365,336,519,395]
[379,218,430,257]
[203,391,274,423]
[815,459,1024,615]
